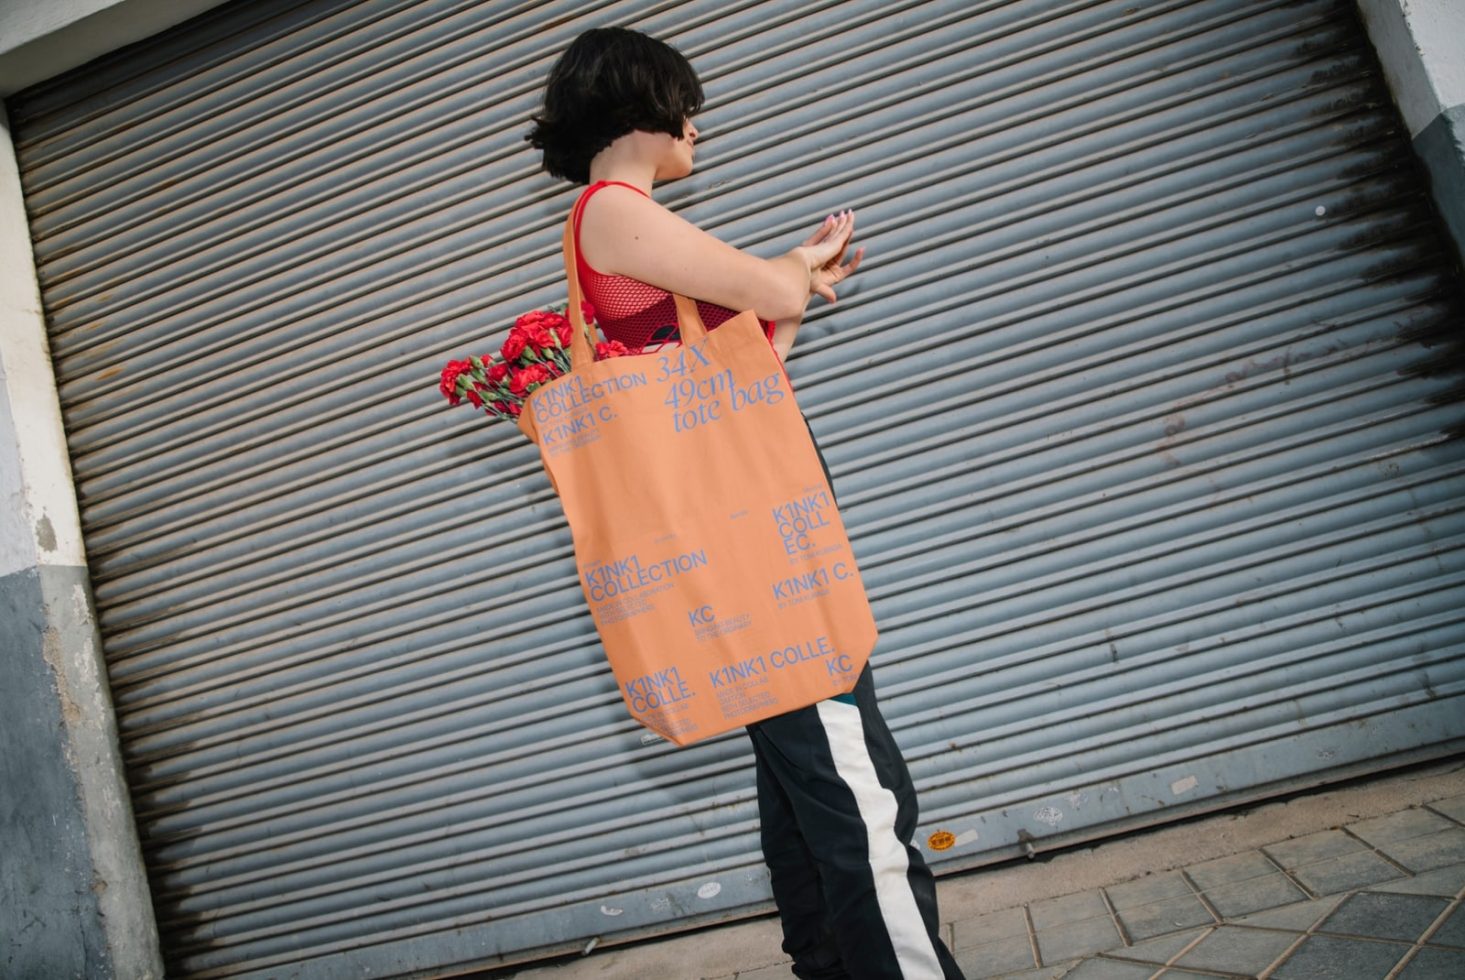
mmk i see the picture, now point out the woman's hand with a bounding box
[799,210,865,304]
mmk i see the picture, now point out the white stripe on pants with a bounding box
[816,698,946,979]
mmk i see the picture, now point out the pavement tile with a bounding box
[1060,959,1156,979]
[1114,894,1216,943]
[1230,894,1345,931]
[993,961,1077,980]
[1397,945,1465,979]
[1200,872,1309,918]
[1173,924,1298,975]
[1270,935,1410,979]
[1372,862,1465,898]
[953,906,1030,950]
[733,964,795,980]
[1264,830,1364,870]
[1374,827,1465,873]
[1185,850,1280,891]
[1156,971,1229,978]
[1034,915,1126,964]
[1318,891,1450,943]
[1031,890,1110,929]
[1346,808,1456,848]
[1288,850,1405,896]
[1107,872,1193,909]
[1426,904,1465,948]
[955,935,1037,979]
[1106,927,1210,965]
[1425,794,1465,825]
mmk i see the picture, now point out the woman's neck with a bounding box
[587,135,657,195]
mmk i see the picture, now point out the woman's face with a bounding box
[653,116,699,180]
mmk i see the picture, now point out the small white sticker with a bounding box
[600,905,624,917]
[696,882,722,900]
[1314,205,1327,216]
[1033,806,1063,827]
[953,829,980,847]
[1171,775,1199,795]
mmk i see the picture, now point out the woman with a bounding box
[527,27,966,980]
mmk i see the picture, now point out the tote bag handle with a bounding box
[560,213,709,372]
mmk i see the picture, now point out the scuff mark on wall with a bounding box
[34,513,56,552]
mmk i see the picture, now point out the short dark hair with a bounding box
[526,27,704,184]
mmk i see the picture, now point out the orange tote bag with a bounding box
[517,215,878,746]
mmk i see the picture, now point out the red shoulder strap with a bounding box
[572,180,647,240]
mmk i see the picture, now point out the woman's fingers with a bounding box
[802,214,833,247]
[820,210,854,242]
[802,211,862,302]
[811,243,865,304]
[808,217,854,265]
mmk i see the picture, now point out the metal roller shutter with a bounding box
[9,0,1465,976]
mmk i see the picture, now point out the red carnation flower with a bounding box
[439,358,473,405]
[509,362,552,397]
[595,340,633,359]
[521,310,573,354]
[501,326,530,362]
[528,323,556,352]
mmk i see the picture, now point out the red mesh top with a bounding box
[572,180,776,352]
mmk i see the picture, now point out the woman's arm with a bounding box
[771,310,804,361]
[578,185,857,323]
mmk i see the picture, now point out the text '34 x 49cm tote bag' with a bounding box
[517,215,877,746]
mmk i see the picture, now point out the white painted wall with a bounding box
[1357,0,1465,136]
[0,0,230,95]
[0,107,86,579]
[0,0,128,51]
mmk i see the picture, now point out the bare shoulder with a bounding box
[578,183,702,273]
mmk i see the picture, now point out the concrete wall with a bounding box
[0,103,163,979]
[0,0,231,95]
[1357,0,1465,265]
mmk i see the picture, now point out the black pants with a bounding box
[745,420,965,979]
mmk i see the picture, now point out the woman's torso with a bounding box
[571,180,775,351]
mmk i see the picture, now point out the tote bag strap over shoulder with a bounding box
[559,211,709,370]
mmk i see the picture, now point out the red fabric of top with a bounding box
[571,180,776,352]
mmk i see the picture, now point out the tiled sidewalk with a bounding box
[501,766,1465,980]
[946,794,1465,979]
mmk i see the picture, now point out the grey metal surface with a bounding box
[8,0,1465,976]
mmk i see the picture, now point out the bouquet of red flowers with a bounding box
[439,302,633,421]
